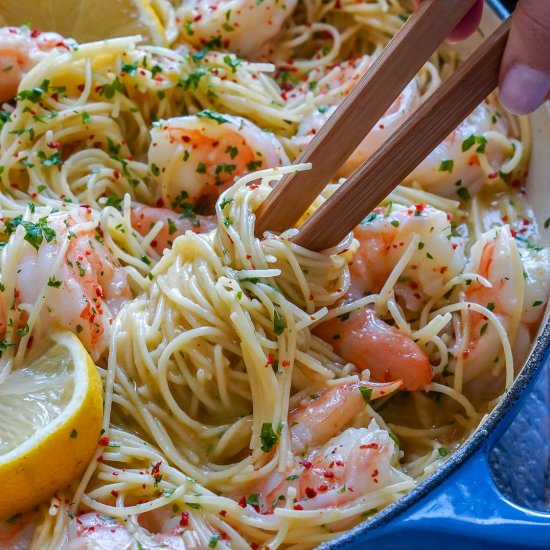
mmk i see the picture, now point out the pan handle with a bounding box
[377,442,550,548]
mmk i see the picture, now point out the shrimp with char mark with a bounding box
[149,113,288,212]
[177,0,298,56]
[4,207,130,360]
[130,204,217,254]
[0,26,69,103]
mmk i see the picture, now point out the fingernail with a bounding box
[499,63,550,116]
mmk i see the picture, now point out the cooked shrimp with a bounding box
[0,26,69,103]
[290,56,420,176]
[5,207,130,360]
[131,204,217,254]
[149,113,288,211]
[256,421,411,513]
[64,511,202,550]
[462,225,524,379]
[0,512,36,550]
[406,99,512,197]
[289,379,402,453]
[177,0,298,56]
[314,308,432,391]
[349,203,466,308]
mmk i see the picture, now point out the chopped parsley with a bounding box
[260,422,278,452]
[196,109,229,125]
[457,187,471,201]
[98,77,124,99]
[359,386,372,404]
[273,309,284,335]
[439,160,454,173]
[47,276,62,288]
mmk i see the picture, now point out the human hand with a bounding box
[499,0,550,115]
[411,0,484,42]
[413,1,550,115]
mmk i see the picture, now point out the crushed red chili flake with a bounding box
[180,511,189,527]
[47,141,61,149]
[238,496,247,508]
[220,510,227,517]
[98,436,110,446]
[293,504,303,510]
[300,460,312,469]
[360,443,380,450]
[110,490,119,498]
[281,360,291,367]
[323,470,335,478]
[265,352,275,368]
[151,461,162,479]
[305,487,317,498]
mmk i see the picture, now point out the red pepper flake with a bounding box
[300,460,312,469]
[293,504,303,510]
[452,243,458,250]
[323,470,335,478]
[151,461,162,479]
[360,443,380,450]
[30,29,42,38]
[439,266,448,274]
[488,172,498,179]
[371,469,379,478]
[238,496,247,508]
[97,455,103,462]
[110,490,119,498]
[281,360,291,367]
[264,352,275,368]
[510,229,517,238]
[305,487,317,498]
[180,511,189,527]
[47,141,61,149]
[98,436,110,446]
[251,544,260,550]
[220,510,227,517]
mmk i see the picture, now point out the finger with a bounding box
[412,0,483,41]
[499,0,550,115]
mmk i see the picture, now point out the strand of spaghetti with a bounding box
[425,382,478,419]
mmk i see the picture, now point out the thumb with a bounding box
[499,0,550,115]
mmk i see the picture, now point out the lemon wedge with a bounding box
[0,0,167,46]
[0,331,103,518]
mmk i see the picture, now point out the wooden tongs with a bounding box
[254,0,511,250]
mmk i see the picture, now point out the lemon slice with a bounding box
[0,331,103,517]
[0,0,167,46]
